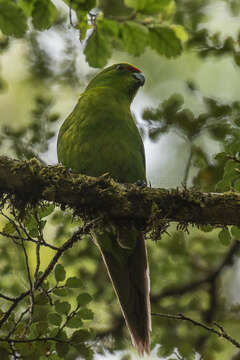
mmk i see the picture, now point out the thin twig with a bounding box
[174,351,183,360]
[0,293,15,302]
[20,236,34,336]
[151,240,240,302]
[0,231,22,242]
[0,222,92,328]
[69,0,73,26]
[33,209,42,282]
[227,155,240,164]
[34,239,41,282]
[6,307,30,339]
[151,312,240,349]
[57,304,80,336]
[0,205,59,250]
[40,284,53,306]
[9,341,18,359]
[0,290,29,329]
[183,141,193,185]
[0,212,24,246]
[15,205,57,251]
[0,336,77,344]
[0,230,58,250]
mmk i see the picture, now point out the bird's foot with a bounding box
[135,179,147,188]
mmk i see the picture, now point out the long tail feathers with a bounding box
[92,231,151,356]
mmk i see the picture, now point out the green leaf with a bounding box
[0,347,9,360]
[1,319,15,333]
[234,116,240,127]
[149,25,182,58]
[221,160,240,188]
[183,349,196,360]
[55,300,71,315]
[56,329,68,340]
[14,323,26,337]
[100,18,119,37]
[78,308,94,320]
[56,342,69,357]
[158,345,174,357]
[0,0,27,37]
[178,343,195,359]
[125,0,172,13]
[31,321,49,336]
[77,293,92,306]
[219,227,231,246]
[48,312,62,326]
[35,293,49,305]
[55,264,66,282]
[66,314,83,328]
[234,179,240,192]
[229,140,240,155]
[18,0,35,17]
[223,160,238,181]
[215,152,227,161]
[63,0,96,12]
[2,221,16,235]
[215,179,230,192]
[39,321,49,335]
[84,19,118,68]
[53,288,68,297]
[200,225,214,233]
[38,204,55,219]
[66,277,83,288]
[231,226,240,238]
[71,329,91,344]
[121,21,149,56]
[84,28,111,68]
[33,341,51,358]
[76,10,89,41]
[73,344,94,360]
[216,159,239,192]
[49,327,59,337]
[24,215,46,237]
[32,0,57,30]
[15,342,36,356]
[144,0,173,14]
[171,25,188,42]
[124,0,147,11]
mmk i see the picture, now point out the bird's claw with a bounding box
[135,179,147,188]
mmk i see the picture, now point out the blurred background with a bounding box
[1,0,240,359]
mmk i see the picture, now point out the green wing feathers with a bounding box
[57,87,146,183]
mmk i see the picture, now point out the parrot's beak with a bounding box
[133,72,145,86]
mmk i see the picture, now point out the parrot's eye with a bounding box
[116,64,125,71]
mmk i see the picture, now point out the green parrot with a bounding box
[57,63,151,355]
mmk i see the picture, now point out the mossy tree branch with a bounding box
[1,156,240,228]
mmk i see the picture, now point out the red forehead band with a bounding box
[127,65,141,73]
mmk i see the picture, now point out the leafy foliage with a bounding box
[84,20,114,68]
[0,200,94,360]
[0,0,27,37]
[0,95,59,161]
[32,0,57,30]
[121,21,149,56]
[142,89,240,191]
[0,0,185,68]
[149,25,182,57]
